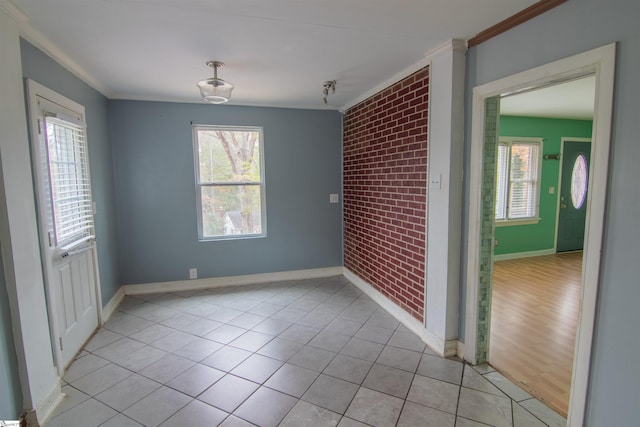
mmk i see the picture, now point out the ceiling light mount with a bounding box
[323,80,336,104]
[198,60,234,104]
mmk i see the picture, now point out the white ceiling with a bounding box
[500,75,596,120]
[13,0,541,110]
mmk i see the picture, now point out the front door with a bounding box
[557,140,591,252]
[28,82,100,372]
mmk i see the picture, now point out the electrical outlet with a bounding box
[189,268,197,279]
[329,194,339,203]
[494,240,499,247]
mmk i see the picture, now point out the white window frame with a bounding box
[495,136,543,226]
[193,125,267,241]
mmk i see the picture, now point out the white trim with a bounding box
[28,379,63,426]
[492,248,556,261]
[17,22,111,98]
[122,266,343,295]
[456,340,465,359]
[464,43,616,427]
[101,287,125,324]
[343,268,446,356]
[341,39,466,111]
[0,0,28,23]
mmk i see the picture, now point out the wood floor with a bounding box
[489,252,582,417]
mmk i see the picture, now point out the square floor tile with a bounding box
[324,318,363,337]
[340,337,384,362]
[279,400,341,427]
[288,346,336,372]
[172,337,223,361]
[249,302,283,317]
[406,374,460,414]
[278,324,320,344]
[308,331,351,353]
[513,401,549,427]
[397,401,456,427]
[337,417,370,427]
[344,387,404,427]
[45,398,117,427]
[228,313,267,329]
[63,353,109,383]
[252,318,293,335]
[115,345,167,371]
[376,346,422,373]
[159,399,228,426]
[100,414,144,427]
[354,324,394,345]
[138,354,195,384]
[485,371,533,401]
[302,374,359,414]
[176,318,223,336]
[461,365,506,397]
[231,354,283,384]
[256,337,304,361]
[234,387,298,427]
[129,323,174,344]
[123,386,192,427]
[386,330,426,352]
[265,363,319,398]
[219,415,256,426]
[51,384,90,418]
[457,387,513,427]
[206,307,244,323]
[95,373,161,411]
[229,330,274,352]
[417,353,463,385]
[106,317,154,336]
[198,374,259,413]
[166,363,225,397]
[151,330,198,352]
[322,354,372,384]
[70,363,132,396]
[362,363,414,399]
[205,324,248,344]
[83,329,123,352]
[201,346,252,372]
[93,337,145,363]
[520,398,566,427]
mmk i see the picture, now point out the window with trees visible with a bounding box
[495,138,542,223]
[193,126,265,240]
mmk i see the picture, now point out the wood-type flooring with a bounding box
[490,251,582,417]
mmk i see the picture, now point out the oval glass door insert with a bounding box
[571,154,588,209]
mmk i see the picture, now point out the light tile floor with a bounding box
[44,276,567,427]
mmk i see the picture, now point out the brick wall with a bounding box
[343,66,429,322]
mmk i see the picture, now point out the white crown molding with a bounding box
[0,0,28,23]
[18,20,111,98]
[341,38,467,111]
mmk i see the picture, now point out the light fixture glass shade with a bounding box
[197,61,234,104]
[197,78,234,104]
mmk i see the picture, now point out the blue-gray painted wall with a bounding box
[0,247,22,419]
[109,101,343,284]
[460,0,640,424]
[20,40,121,305]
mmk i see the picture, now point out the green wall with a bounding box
[494,115,592,256]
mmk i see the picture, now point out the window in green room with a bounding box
[193,125,266,240]
[495,137,542,225]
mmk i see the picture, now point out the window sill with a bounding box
[199,233,266,242]
[495,218,541,227]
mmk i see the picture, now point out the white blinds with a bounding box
[45,116,94,248]
[495,141,540,221]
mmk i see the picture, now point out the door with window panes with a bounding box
[28,83,99,372]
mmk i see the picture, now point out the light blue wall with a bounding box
[0,247,22,419]
[461,0,640,424]
[109,101,343,284]
[20,40,122,305]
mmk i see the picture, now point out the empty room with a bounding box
[1,0,638,426]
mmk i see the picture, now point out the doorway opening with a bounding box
[464,44,616,427]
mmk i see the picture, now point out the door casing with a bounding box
[464,43,616,427]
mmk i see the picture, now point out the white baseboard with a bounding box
[444,339,460,358]
[493,248,556,261]
[456,340,465,359]
[122,266,344,296]
[101,286,125,324]
[28,378,62,426]
[343,268,447,357]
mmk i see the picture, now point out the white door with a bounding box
[27,81,100,373]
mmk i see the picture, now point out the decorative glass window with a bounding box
[193,126,266,240]
[495,138,542,222]
[571,154,588,209]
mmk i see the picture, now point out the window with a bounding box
[193,126,266,240]
[495,137,542,223]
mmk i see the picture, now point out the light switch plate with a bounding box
[330,194,339,203]
[429,174,442,190]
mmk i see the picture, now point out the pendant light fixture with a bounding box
[197,61,234,104]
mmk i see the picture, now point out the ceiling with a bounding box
[500,75,596,120]
[13,0,541,110]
